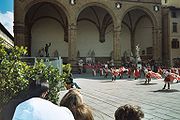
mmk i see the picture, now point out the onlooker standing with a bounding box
[60,89,94,120]
[60,89,84,110]
[65,73,81,90]
[12,98,75,120]
[0,80,49,120]
[12,82,75,120]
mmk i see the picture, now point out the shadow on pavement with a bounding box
[100,80,114,83]
[136,83,158,85]
[152,89,180,93]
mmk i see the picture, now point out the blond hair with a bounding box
[73,104,94,120]
[60,89,94,120]
[60,89,83,110]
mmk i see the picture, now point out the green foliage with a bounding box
[0,38,67,108]
[0,39,29,108]
[62,64,72,81]
[25,60,64,104]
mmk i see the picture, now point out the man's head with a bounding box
[115,104,144,120]
[28,81,49,99]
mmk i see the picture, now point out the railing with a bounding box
[20,56,63,74]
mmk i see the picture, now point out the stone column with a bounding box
[24,27,31,56]
[14,22,25,47]
[68,24,78,72]
[113,26,121,66]
[153,27,162,63]
[131,32,136,57]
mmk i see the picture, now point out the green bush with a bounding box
[25,60,64,104]
[0,38,67,108]
[62,64,72,80]
[0,38,29,108]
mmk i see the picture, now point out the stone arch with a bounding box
[24,1,69,57]
[75,2,116,62]
[121,5,159,62]
[76,2,117,26]
[121,6,159,27]
[24,0,70,23]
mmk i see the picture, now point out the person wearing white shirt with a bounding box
[12,81,75,120]
[12,97,75,120]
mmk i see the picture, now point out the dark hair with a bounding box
[28,81,49,98]
[115,104,144,120]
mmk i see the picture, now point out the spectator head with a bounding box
[73,104,94,120]
[60,88,83,109]
[64,82,73,90]
[60,89,94,120]
[115,104,144,120]
[28,80,49,99]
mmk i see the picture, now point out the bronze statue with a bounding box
[45,43,51,57]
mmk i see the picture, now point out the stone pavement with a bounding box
[73,74,180,120]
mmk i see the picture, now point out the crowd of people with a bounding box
[78,60,180,89]
[9,80,144,120]
[1,60,179,120]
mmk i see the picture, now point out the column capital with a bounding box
[114,26,121,32]
[69,23,77,30]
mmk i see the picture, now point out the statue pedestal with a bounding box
[69,59,79,74]
[114,60,121,67]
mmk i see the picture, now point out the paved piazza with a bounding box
[73,75,180,120]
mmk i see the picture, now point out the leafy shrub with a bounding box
[0,38,29,108]
[62,64,72,81]
[25,60,64,104]
[0,38,67,108]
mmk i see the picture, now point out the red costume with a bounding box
[119,67,125,78]
[157,67,163,75]
[168,73,180,81]
[99,68,104,76]
[134,69,140,79]
[147,71,162,79]
[127,68,131,78]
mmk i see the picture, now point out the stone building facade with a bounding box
[162,0,180,67]
[14,0,162,67]
[0,22,14,48]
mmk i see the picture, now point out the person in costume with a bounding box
[133,68,140,80]
[111,67,116,81]
[162,72,180,89]
[145,70,162,84]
